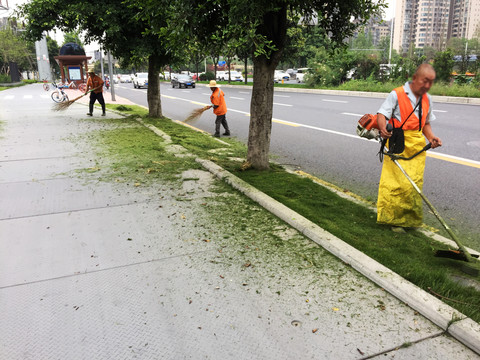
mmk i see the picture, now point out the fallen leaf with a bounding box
[332,307,339,311]
[357,348,365,355]
[312,328,318,333]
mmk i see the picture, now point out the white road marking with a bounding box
[40,94,50,99]
[433,110,447,113]
[274,94,290,98]
[322,99,348,103]
[230,97,245,100]
[239,91,251,94]
[4,95,14,99]
[24,95,33,99]
[342,112,364,117]
[202,93,211,96]
[273,102,293,107]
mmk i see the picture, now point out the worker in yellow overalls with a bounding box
[376,64,442,229]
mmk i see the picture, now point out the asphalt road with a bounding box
[112,82,480,248]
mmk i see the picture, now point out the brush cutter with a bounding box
[380,123,479,276]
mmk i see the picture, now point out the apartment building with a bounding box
[393,0,480,54]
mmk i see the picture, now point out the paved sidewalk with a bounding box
[1,84,479,359]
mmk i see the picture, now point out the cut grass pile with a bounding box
[86,104,480,324]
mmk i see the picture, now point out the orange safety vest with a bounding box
[210,88,227,116]
[87,75,104,94]
[390,86,429,131]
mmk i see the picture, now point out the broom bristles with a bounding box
[184,106,209,122]
[51,93,86,111]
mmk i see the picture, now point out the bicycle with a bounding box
[62,80,87,93]
[42,79,50,91]
[50,81,69,103]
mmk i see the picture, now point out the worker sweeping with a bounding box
[206,80,230,137]
[376,63,442,229]
[85,66,106,117]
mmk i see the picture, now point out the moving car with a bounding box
[133,72,148,88]
[120,74,131,83]
[171,74,196,88]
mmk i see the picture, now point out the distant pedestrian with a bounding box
[206,80,230,137]
[85,66,106,116]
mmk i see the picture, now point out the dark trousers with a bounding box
[89,92,106,113]
[215,114,230,135]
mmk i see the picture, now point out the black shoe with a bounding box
[213,133,220,137]
[102,112,106,116]
[223,132,230,136]
[86,113,93,116]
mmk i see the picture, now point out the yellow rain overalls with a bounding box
[377,87,430,227]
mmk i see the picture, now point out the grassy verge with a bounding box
[92,104,480,323]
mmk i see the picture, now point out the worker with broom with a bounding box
[206,80,230,137]
[376,63,442,230]
[85,66,106,116]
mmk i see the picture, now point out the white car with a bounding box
[133,72,148,88]
[228,71,244,82]
[120,74,131,83]
[296,68,310,83]
[216,71,227,81]
[274,70,290,82]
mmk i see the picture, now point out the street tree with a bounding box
[147,0,384,169]
[0,24,35,78]
[17,0,180,118]
[433,49,454,83]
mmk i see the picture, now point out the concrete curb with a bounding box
[195,157,480,355]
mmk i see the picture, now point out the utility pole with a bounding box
[35,34,51,82]
[107,51,116,101]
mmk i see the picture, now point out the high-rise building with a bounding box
[393,0,480,54]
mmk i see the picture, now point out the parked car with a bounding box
[171,74,196,88]
[274,70,290,82]
[228,71,244,82]
[160,71,171,80]
[120,74,131,83]
[133,72,148,88]
[286,68,298,80]
[216,71,227,81]
[296,68,310,83]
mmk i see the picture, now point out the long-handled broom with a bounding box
[184,105,211,122]
[52,86,101,111]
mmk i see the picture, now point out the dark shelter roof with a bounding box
[59,43,86,56]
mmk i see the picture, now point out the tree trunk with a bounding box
[246,8,287,170]
[244,55,248,85]
[147,54,162,118]
[247,57,276,170]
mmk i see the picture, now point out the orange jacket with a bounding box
[87,75,104,94]
[392,86,429,130]
[210,88,227,116]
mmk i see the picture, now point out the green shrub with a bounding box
[200,71,215,81]
[0,74,11,83]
